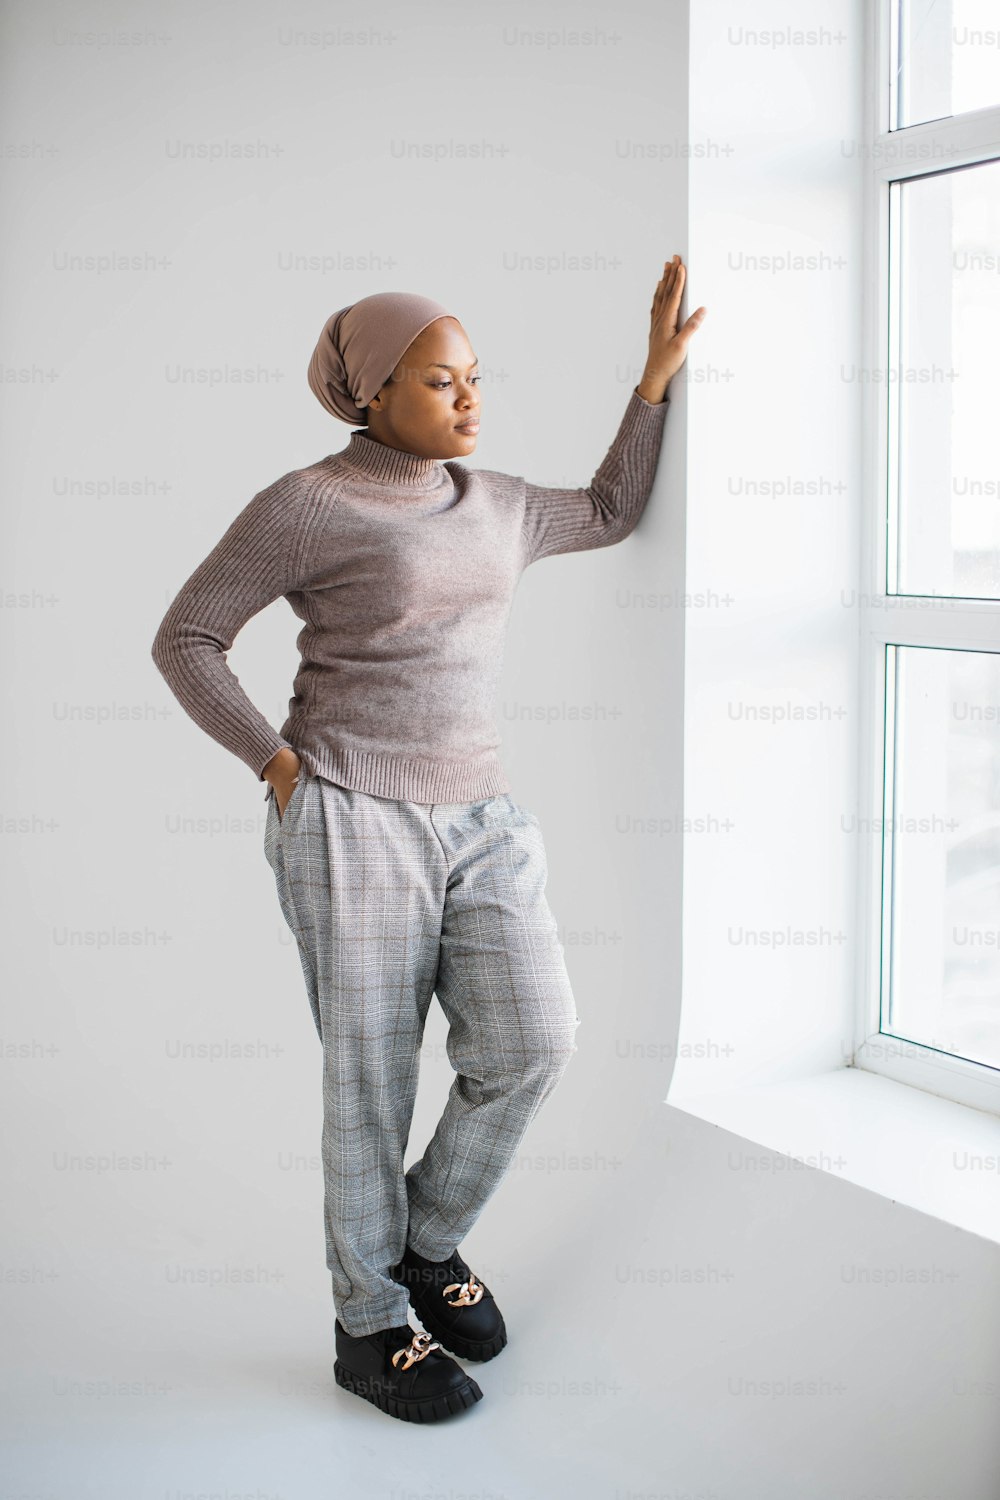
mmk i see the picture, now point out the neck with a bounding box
[337,428,448,489]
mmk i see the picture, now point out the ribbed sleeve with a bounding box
[520,386,670,565]
[151,472,318,780]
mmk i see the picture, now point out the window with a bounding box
[856,2,1000,1113]
[892,0,1000,129]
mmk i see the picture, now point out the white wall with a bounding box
[3,1,1000,1496]
[0,0,688,1491]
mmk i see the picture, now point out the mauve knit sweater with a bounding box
[151,385,669,803]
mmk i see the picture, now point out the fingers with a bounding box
[657,254,682,299]
[665,261,686,314]
[675,306,708,345]
[652,258,704,353]
[653,256,686,317]
[652,255,683,315]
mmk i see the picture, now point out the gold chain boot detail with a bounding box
[334,1318,483,1422]
[443,1272,485,1307]
[391,1329,441,1370]
[392,1247,508,1362]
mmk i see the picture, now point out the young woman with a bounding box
[151,261,705,1424]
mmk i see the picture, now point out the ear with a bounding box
[367,375,394,413]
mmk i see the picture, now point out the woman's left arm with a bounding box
[520,254,706,564]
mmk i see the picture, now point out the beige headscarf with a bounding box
[307,291,457,424]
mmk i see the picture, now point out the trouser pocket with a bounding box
[266,768,309,827]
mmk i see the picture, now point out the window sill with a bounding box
[666,1064,1000,1246]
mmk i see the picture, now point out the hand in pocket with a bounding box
[276,775,302,822]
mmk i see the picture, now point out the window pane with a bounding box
[892,158,1000,599]
[885,645,1000,1071]
[896,0,1000,128]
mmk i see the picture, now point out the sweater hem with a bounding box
[269,741,512,805]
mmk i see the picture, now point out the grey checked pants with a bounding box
[263,769,580,1337]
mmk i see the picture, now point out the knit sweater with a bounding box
[151,385,670,803]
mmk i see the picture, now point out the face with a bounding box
[364,316,481,459]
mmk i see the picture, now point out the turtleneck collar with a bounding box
[335,428,450,490]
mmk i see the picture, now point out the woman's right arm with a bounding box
[151,469,316,784]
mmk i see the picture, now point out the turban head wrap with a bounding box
[307,291,458,424]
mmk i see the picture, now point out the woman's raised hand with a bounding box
[637,254,706,403]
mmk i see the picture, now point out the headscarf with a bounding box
[307,291,457,424]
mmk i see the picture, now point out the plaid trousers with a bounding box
[263,769,580,1337]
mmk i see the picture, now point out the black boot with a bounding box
[391,1245,508,1362]
[334,1318,482,1422]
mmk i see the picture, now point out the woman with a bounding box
[151,260,705,1424]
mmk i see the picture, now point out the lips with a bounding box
[455,421,480,432]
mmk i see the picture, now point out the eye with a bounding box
[431,373,482,389]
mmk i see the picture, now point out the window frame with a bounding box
[853,0,1000,1116]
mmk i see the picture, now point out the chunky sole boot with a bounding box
[391,1246,508,1363]
[333,1318,482,1423]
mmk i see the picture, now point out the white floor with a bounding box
[5,1097,1000,1500]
